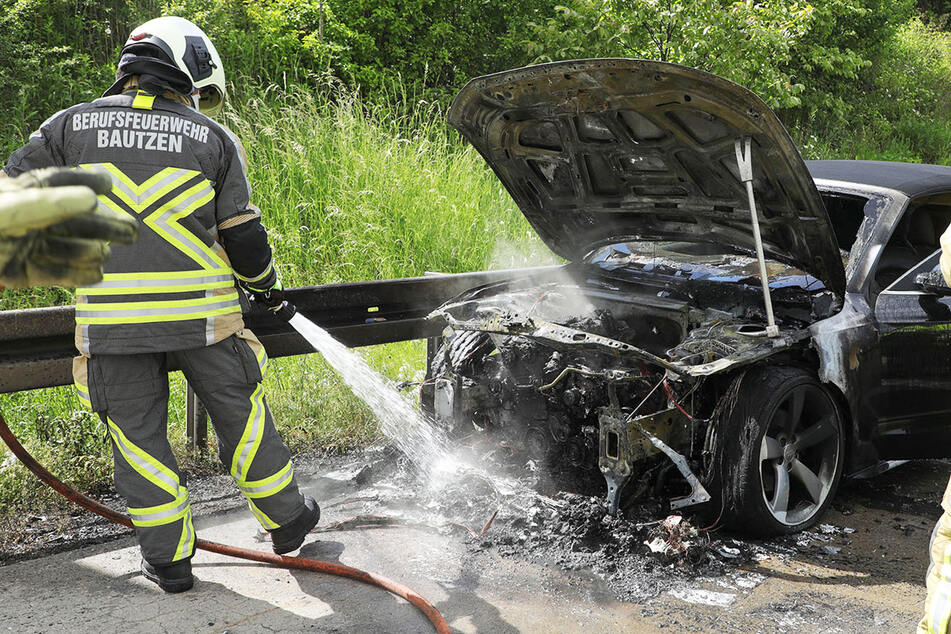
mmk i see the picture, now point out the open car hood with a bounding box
[448,59,846,297]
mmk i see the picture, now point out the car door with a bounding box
[873,247,951,458]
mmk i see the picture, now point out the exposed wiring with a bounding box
[663,378,694,421]
[623,376,666,424]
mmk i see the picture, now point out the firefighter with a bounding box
[0,168,136,287]
[920,225,951,632]
[3,17,320,593]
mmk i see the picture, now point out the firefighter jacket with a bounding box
[4,90,277,355]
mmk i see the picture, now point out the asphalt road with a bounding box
[0,456,945,633]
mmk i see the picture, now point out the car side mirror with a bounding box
[915,271,951,296]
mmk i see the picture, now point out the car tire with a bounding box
[430,330,494,377]
[421,331,494,422]
[709,365,845,535]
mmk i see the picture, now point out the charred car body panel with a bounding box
[808,163,951,463]
[424,60,951,533]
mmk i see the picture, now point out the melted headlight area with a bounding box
[427,330,690,508]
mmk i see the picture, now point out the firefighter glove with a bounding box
[246,279,296,322]
[0,167,137,288]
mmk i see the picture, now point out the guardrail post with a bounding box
[185,382,208,452]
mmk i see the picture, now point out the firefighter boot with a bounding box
[269,495,320,554]
[141,558,194,593]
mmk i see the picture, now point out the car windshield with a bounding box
[585,241,826,291]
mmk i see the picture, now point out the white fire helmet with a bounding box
[109,16,227,116]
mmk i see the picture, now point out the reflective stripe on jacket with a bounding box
[4,91,277,354]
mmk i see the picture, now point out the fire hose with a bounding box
[0,298,451,632]
[0,410,449,632]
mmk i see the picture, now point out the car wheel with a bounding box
[711,365,845,535]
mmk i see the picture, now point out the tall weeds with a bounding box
[227,87,549,285]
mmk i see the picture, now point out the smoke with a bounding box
[479,237,597,324]
[487,237,561,271]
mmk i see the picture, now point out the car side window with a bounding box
[820,193,868,254]
[874,197,951,295]
[879,249,942,294]
[818,191,875,275]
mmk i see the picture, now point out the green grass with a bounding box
[0,87,549,521]
[0,387,113,516]
[227,87,554,284]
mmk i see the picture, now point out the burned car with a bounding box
[421,59,951,534]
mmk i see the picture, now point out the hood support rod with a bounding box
[735,137,779,337]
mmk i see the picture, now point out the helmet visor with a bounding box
[198,85,224,115]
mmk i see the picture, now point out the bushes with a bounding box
[159,0,558,103]
[795,18,951,162]
[527,0,818,109]
[522,0,951,163]
[160,0,338,99]
[0,0,558,154]
[525,0,914,116]
[0,0,170,157]
[323,0,555,99]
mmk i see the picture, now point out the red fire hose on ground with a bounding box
[0,410,450,633]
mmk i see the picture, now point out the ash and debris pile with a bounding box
[286,447,864,599]
[421,466,518,533]
[473,492,760,602]
[360,448,789,602]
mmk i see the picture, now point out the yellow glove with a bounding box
[0,167,136,288]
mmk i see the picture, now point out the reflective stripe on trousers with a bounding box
[105,413,195,564]
[226,336,294,529]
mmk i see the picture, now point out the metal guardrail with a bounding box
[0,268,562,394]
[0,267,561,447]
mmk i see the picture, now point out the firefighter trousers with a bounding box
[921,475,951,633]
[73,329,306,565]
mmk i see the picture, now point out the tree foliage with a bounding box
[158,0,557,101]
[0,0,947,162]
[0,1,143,146]
[325,0,555,96]
[527,0,913,116]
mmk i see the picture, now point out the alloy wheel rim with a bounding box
[758,383,840,526]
